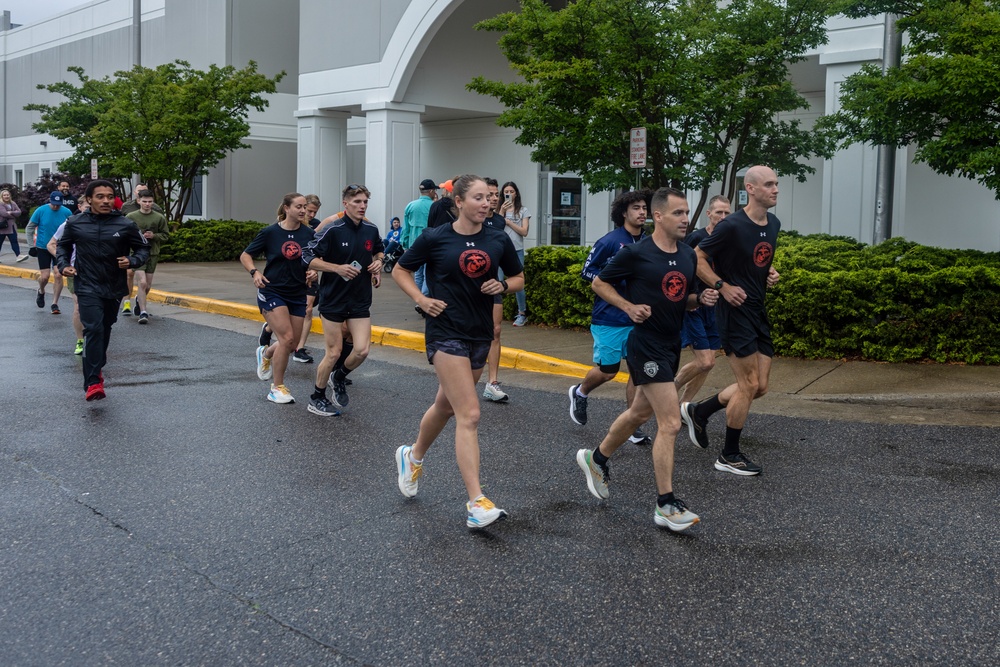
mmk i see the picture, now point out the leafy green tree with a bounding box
[26,60,284,221]
[469,0,837,222]
[822,0,1000,198]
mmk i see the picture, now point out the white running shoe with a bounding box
[482,381,509,402]
[256,345,273,381]
[466,496,508,529]
[267,383,294,404]
[395,445,422,498]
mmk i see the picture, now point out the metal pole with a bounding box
[873,13,901,244]
[133,0,141,67]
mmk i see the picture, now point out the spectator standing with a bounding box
[402,179,437,294]
[499,181,530,326]
[0,189,24,261]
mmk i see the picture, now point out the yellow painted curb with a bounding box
[0,268,621,383]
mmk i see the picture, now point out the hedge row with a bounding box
[516,233,1000,365]
[159,219,268,262]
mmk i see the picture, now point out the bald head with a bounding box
[744,165,776,186]
[744,165,779,211]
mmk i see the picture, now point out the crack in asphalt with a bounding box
[12,454,371,667]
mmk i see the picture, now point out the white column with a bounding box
[295,109,350,219]
[362,102,425,233]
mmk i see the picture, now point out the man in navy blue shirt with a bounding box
[568,190,653,445]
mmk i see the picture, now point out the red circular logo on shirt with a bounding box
[661,271,687,302]
[365,239,373,252]
[754,242,773,267]
[281,241,302,260]
[459,249,491,278]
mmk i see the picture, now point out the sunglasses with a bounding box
[344,184,370,195]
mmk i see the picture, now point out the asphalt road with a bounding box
[2,283,998,666]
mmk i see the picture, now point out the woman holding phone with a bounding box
[393,174,524,529]
[499,181,530,326]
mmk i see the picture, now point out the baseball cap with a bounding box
[419,179,438,191]
[438,180,454,194]
[49,192,63,205]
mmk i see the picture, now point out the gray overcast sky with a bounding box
[5,0,91,28]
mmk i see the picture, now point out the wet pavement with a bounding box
[2,282,998,665]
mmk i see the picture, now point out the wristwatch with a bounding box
[501,279,509,293]
[249,268,258,277]
[714,280,723,290]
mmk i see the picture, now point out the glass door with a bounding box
[547,174,584,245]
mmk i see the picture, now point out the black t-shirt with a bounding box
[301,215,385,313]
[398,223,522,343]
[243,222,315,300]
[483,212,505,232]
[307,217,321,230]
[683,227,711,291]
[427,197,457,228]
[598,237,696,352]
[62,194,79,215]
[697,209,779,310]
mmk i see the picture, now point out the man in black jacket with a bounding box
[56,179,149,401]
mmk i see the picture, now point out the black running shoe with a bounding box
[36,290,44,308]
[628,428,652,446]
[292,348,314,363]
[714,452,762,476]
[568,384,588,425]
[258,322,272,347]
[331,376,350,409]
[680,402,710,449]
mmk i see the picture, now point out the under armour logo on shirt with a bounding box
[760,231,768,237]
[466,242,476,247]
[341,242,349,247]
[668,260,677,266]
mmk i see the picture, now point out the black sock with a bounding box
[657,492,675,508]
[694,394,724,421]
[333,367,349,382]
[722,426,742,457]
[592,448,609,468]
[336,342,353,369]
[311,386,326,400]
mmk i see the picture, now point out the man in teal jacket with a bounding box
[402,179,437,294]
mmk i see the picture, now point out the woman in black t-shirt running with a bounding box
[240,193,317,405]
[392,175,524,530]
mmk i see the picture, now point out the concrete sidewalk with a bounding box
[3,252,999,426]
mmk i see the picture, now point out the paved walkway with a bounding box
[3,248,999,427]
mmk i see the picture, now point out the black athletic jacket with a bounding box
[56,211,150,300]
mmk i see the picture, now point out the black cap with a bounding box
[419,179,438,191]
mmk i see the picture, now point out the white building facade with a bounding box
[3,0,997,250]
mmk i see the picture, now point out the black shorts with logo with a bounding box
[625,335,681,386]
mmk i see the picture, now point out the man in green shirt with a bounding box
[125,190,170,323]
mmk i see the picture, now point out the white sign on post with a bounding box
[630,127,647,169]
[90,159,98,179]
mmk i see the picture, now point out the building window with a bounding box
[183,175,203,217]
[41,168,51,178]
[14,170,22,189]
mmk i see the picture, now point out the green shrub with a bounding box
[503,246,593,327]
[519,234,1000,364]
[159,219,268,262]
